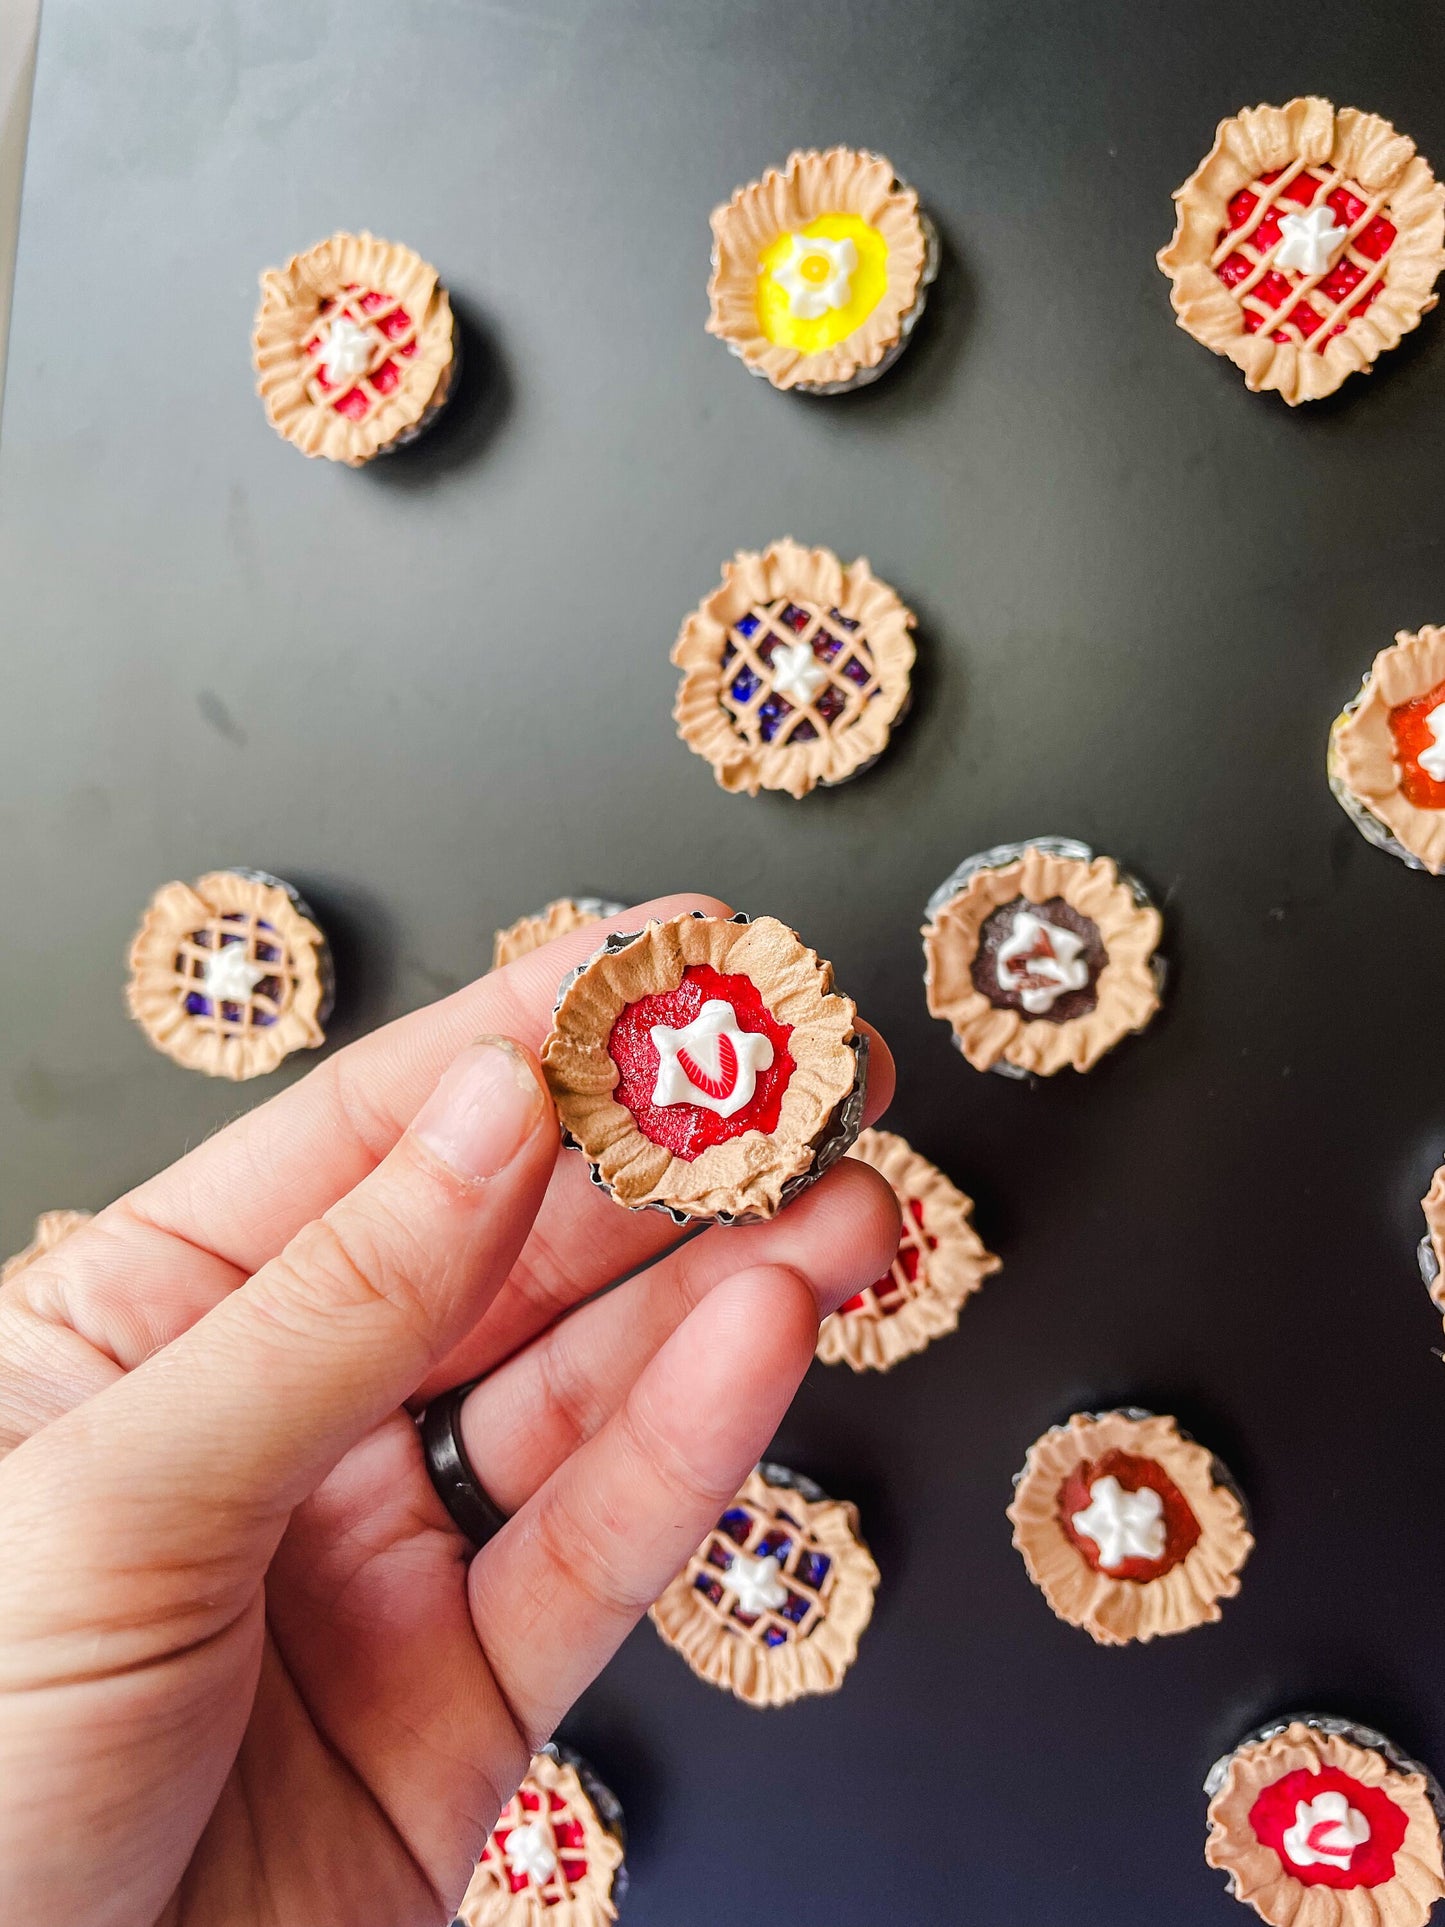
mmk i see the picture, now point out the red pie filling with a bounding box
[1056,1450,1201,1582]
[841,1196,936,1314]
[607,964,795,1160]
[490,1787,589,1898]
[1388,677,1445,808]
[303,285,418,418]
[1214,167,1396,355]
[1249,1766,1407,1889]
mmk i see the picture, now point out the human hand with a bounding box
[0,894,898,1927]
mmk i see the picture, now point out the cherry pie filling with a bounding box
[718,600,878,746]
[302,285,419,420]
[1057,1450,1201,1582]
[608,964,795,1160]
[1249,1766,1408,1889]
[1388,676,1445,808]
[841,1196,936,1315]
[177,917,285,1029]
[691,1503,833,1648]
[1214,165,1397,353]
[487,1786,590,1901]
[971,896,1107,1024]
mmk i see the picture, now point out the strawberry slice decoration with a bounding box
[677,1031,739,1102]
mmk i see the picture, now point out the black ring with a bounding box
[421,1380,509,1549]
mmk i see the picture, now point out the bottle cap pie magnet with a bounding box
[1008,1410,1253,1645]
[1158,98,1445,403]
[2,1209,92,1284]
[815,1127,1000,1373]
[649,1463,879,1707]
[492,898,626,970]
[707,146,939,393]
[922,839,1164,1077]
[253,231,457,465]
[541,912,866,1224]
[455,1745,626,1927]
[127,869,333,1081]
[672,539,916,799]
[1418,1160,1445,1318]
[1330,627,1445,872]
[1205,1717,1445,1927]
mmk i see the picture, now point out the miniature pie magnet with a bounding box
[707,146,939,392]
[126,870,333,1081]
[1330,626,1445,872]
[491,898,625,970]
[673,538,915,798]
[1205,1718,1445,1927]
[1158,97,1445,403]
[1008,1411,1253,1645]
[923,839,1164,1076]
[2,1209,92,1284]
[541,912,866,1224]
[253,231,457,464]
[455,1746,626,1927]
[816,1128,1000,1373]
[649,1463,879,1706]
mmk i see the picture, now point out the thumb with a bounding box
[0,1036,557,1606]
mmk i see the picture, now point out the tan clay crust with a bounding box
[127,872,329,1082]
[1157,98,1445,403]
[253,231,456,465]
[493,900,610,970]
[542,914,858,1222]
[1423,1164,1445,1312]
[457,1750,624,1927]
[1007,1411,1253,1646]
[2,1209,93,1285]
[1206,1724,1445,1927]
[707,147,929,390]
[816,1127,1000,1372]
[1332,627,1445,873]
[923,847,1162,1075]
[649,1466,879,1707]
[672,538,916,800]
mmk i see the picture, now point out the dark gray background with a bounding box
[5,2,1445,1921]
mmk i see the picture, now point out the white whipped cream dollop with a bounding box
[1282,1790,1370,1871]
[769,639,828,708]
[1069,1475,1166,1571]
[726,1550,789,1615]
[994,909,1091,1016]
[318,314,378,382]
[650,999,774,1119]
[771,232,858,319]
[199,940,268,1005]
[1274,205,1348,278]
[1418,702,1445,781]
[504,1818,558,1886]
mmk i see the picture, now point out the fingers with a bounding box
[456,1157,900,1514]
[0,1040,559,1648]
[468,1264,820,1746]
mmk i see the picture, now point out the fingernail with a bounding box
[412,1038,548,1181]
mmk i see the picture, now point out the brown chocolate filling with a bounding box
[970,896,1106,1025]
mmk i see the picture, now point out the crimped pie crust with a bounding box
[923,844,1163,1076]
[1332,627,1445,873]
[649,1464,879,1706]
[541,913,861,1222]
[707,146,932,391]
[1008,1411,1253,1646]
[2,1209,93,1284]
[673,539,916,799]
[1420,1164,1445,1314]
[253,231,456,465]
[1206,1724,1445,1927]
[457,1749,624,1927]
[492,899,624,970]
[127,871,330,1082]
[1158,98,1445,403]
[816,1127,1000,1372]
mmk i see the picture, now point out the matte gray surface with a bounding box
[6,3,1445,1922]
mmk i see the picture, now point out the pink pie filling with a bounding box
[303,285,418,418]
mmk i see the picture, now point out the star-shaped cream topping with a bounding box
[770,232,858,319]
[1069,1475,1166,1571]
[726,1549,789,1615]
[769,638,828,709]
[318,313,379,383]
[649,998,774,1120]
[503,1818,558,1886]
[1274,204,1349,278]
[199,940,269,1006]
[1282,1790,1371,1871]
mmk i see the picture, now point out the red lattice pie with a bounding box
[1159,98,1445,402]
[816,1127,999,1372]
[649,1463,879,1706]
[1,1209,92,1285]
[1205,1719,1445,1927]
[126,870,333,1082]
[673,539,915,798]
[456,1747,625,1927]
[253,231,456,464]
